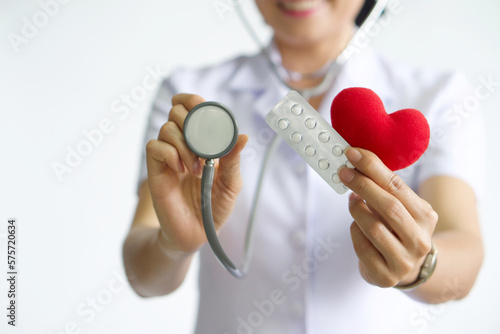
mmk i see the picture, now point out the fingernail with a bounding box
[346,147,362,163]
[339,166,355,183]
[193,160,202,176]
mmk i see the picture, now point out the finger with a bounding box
[168,104,189,131]
[146,139,184,175]
[348,193,403,262]
[349,195,407,277]
[358,261,377,286]
[171,94,205,111]
[216,134,249,192]
[349,193,417,281]
[349,194,427,282]
[343,147,431,222]
[350,222,396,288]
[339,166,417,244]
[351,192,401,238]
[158,121,202,177]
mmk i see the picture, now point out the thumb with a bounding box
[216,134,249,188]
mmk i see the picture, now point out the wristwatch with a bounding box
[394,242,438,291]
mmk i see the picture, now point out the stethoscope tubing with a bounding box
[201,160,245,278]
[200,134,282,278]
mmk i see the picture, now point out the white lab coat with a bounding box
[138,45,485,334]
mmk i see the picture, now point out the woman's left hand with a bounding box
[338,147,438,288]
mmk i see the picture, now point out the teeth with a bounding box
[282,1,322,11]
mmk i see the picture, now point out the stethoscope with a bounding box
[183,0,389,278]
[183,102,247,277]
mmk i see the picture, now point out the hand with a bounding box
[338,147,438,288]
[146,94,248,255]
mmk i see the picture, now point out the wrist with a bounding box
[155,228,194,263]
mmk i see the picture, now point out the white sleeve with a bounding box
[136,77,177,192]
[416,73,486,201]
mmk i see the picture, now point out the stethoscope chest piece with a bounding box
[183,102,239,160]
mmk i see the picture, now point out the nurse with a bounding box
[123,0,484,332]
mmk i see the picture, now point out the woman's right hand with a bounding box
[145,93,248,256]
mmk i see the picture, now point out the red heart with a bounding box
[330,88,430,171]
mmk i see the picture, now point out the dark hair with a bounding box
[355,0,376,26]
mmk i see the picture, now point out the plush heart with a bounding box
[330,88,430,171]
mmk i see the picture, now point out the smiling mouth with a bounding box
[278,0,326,13]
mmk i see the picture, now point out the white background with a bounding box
[1,0,499,333]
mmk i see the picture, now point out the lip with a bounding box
[278,0,327,19]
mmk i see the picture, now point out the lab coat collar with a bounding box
[227,45,290,119]
[226,40,285,93]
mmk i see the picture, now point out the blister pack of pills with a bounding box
[265,90,354,194]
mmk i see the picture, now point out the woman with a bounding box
[123,1,484,332]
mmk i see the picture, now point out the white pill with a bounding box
[278,118,289,130]
[291,132,303,143]
[346,160,355,169]
[291,104,303,116]
[305,118,316,129]
[305,145,316,157]
[318,131,330,143]
[332,173,341,183]
[332,145,343,157]
[318,159,330,170]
